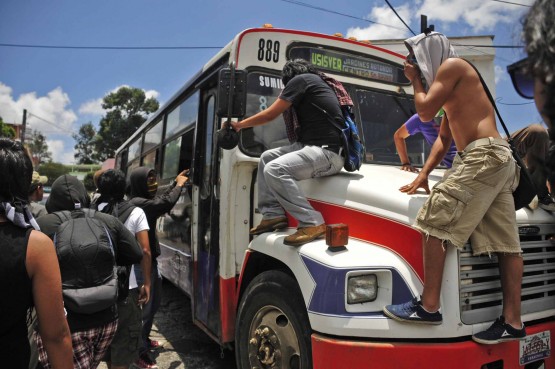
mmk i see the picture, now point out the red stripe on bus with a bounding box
[298,200,424,281]
[219,276,236,343]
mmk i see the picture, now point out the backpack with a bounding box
[312,102,365,172]
[53,209,118,314]
[337,106,364,172]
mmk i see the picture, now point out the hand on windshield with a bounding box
[400,163,419,173]
[399,172,430,194]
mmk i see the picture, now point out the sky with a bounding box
[0,0,538,164]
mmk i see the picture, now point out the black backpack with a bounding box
[53,209,118,314]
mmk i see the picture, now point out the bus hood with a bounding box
[298,163,555,226]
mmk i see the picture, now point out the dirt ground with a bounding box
[98,281,236,369]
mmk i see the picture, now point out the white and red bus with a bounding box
[115,26,555,369]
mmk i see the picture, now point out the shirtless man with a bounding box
[382,32,526,344]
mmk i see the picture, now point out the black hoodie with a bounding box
[38,174,143,331]
[128,167,182,260]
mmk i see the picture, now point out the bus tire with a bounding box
[235,270,313,369]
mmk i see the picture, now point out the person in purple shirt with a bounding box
[394,113,457,172]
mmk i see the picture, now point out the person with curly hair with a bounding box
[229,59,349,246]
[509,0,555,191]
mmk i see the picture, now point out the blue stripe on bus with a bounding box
[301,255,413,317]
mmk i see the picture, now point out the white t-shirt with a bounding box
[98,203,149,289]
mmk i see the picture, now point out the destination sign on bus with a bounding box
[290,47,408,84]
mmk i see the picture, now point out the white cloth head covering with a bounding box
[404,31,457,90]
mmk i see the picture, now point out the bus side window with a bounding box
[142,150,157,170]
[179,130,194,173]
[162,136,182,179]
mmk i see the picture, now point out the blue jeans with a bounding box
[257,142,344,227]
[134,260,162,353]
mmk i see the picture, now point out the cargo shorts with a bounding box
[414,137,521,255]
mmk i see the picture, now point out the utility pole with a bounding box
[421,15,435,34]
[21,109,27,144]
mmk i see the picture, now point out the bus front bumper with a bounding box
[312,321,555,369]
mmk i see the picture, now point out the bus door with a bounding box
[192,86,221,338]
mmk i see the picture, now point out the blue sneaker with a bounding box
[383,297,442,325]
[472,316,526,345]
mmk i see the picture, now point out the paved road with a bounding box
[99,281,237,369]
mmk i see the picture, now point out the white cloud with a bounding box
[0,82,77,134]
[494,64,506,84]
[78,85,160,117]
[144,89,160,101]
[416,0,529,32]
[78,98,105,116]
[347,0,530,41]
[346,5,412,40]
[47,139,75,164]
[0,82,79,164]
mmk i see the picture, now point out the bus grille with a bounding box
[459,224,555,324]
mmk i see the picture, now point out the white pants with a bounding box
[257,142,344,227]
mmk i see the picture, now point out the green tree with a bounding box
[95,86,159,161]
[83,172,96,192]
[73,122,98,164]
[0,116,16,139]
[27,129,52,166]
[39,162,70,186]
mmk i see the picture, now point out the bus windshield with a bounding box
[239,70,431,167]
[356,89,430,166]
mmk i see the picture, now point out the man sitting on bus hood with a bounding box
[230,58,346,247]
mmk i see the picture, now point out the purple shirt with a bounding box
[405,114,457,168]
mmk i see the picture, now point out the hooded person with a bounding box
[383,32,526,345]
[93,169,153,369]
[35,174,143,369]
[403,31,457,91]
[127,167,189,367]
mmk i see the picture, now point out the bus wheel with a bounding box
[235,270,312,369]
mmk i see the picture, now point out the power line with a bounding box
[276,0,407,31]
[1,42,524,52]
[452,44,523,49]
[27,112,77,135]
[384,0,416,36]
[0,43,222,50]
[491,0,532,7]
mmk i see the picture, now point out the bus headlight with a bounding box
[347,274,377,304]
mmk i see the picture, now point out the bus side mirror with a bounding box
[217,68,247,118]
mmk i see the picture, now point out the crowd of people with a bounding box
[1,158,187,369]
[1,0,554,367]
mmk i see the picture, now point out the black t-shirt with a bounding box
[0,223,33,369]
[279,74,343,146]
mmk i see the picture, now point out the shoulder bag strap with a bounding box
[310,102,345,132]
[461,58,512,141]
